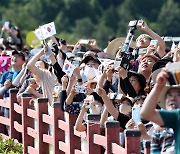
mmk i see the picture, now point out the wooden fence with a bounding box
[0,88,150,154]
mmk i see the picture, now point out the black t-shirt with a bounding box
[116,112,131,130]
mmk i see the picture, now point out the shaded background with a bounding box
[0,0,180,49]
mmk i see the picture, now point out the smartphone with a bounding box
[75,85,86,93]
[113,59,121,69]
[138,48,147,55]
[72,60,79,66]
[150,40,158,47]
[115,93,123,100]
[79,39,89,45]
[167,71,176,85]
[4,21,9,29]
[132,106,141,125]
[109,93,116,100]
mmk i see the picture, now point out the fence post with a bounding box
[37,98,49,154]
[66,113,81,154]
[9,88,21,141]
[21,93,34,154]
[52,102,65,154]
[124,129,141,154]
[87,114,101,154]
[144,141,150,154]
[105,121,120,154]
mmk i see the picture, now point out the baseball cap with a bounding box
[12,50,25,61]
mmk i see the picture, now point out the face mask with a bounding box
[119,104,132,115]
[84,66,97,80]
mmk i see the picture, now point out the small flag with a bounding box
[34,22,56,40]
[40,22,56,40]
[62,59,76,77]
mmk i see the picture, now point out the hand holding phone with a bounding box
[75,85,86,93]
[150,40,158,47]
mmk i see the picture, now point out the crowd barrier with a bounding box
[0,88,150,154]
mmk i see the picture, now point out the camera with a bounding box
[75,85,86,93]
[116,20,142,71]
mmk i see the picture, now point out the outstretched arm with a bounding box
[75,103,88,132]
[141,68,169,126]
[137,20,166,58]
[27,48,44,78]
[97,87,119,119]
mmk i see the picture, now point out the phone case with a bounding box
[168,72,176,85]
[132,106,141,125]
[175,70,180,84]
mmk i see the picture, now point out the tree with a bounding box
[157,0,180,36]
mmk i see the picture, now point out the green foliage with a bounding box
[157,0,180,36]
[0,137,23,154]
[0,0,180,48]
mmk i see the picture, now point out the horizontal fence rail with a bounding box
[0,88,150,154]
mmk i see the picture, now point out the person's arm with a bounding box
[141,68,169,126]
[59,75,68,111]
[135,123,151,140]
[100,106,108,127]
[24,86,43,98]
[173,46,180,62]
[98,71,107,88]
[66,75,76,96]
[137,20,166,58]
[75,103,87,132]
[65,85,77,105]
[12,65,27,87]
[97,87,119,119]
[27,48,44,79]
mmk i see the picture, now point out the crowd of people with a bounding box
[0,19,180,153]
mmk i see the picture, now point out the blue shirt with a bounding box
[0,69,21,97]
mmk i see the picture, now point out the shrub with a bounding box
[0,136,23,154]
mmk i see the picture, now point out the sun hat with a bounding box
[158,84,180,108]
[106,37,136,57]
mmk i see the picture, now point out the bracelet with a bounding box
[77,78,82,82]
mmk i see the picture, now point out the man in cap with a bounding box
[0,50,25,135]
[0,50,25,98]
[141,68,180,154]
